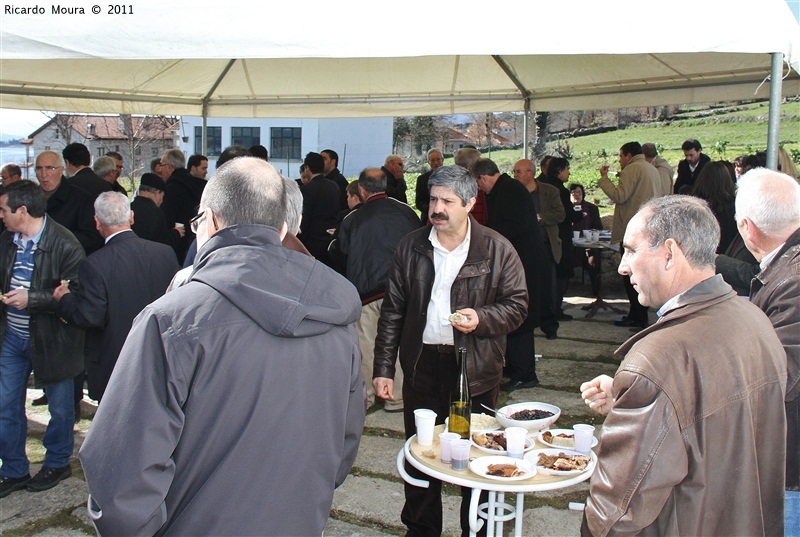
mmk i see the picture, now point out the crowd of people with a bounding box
[0,137,797,536]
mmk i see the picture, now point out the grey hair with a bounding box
[36,151,64,168]
[454,147,481,170]
[162,148,186,169]
[384,154,402,166]
[736,168,800,236]
[639,195,719,268]
[428,165,477,206]
[94,192,132,227]
[92,156,116,179]
[427,148,443,159]
[282,176,303,235]
[200,157,286,230]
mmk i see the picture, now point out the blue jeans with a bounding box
[0,329,74,478]
[787,490,800,537]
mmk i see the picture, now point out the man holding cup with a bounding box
[579,196,786,536]
[374,165,528,536]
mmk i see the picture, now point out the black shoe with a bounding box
[26,465,71,492]
[0,474,31,498]
[500,379,540,392]
[545,333,558,340]
[31,394,48,406]
[614,318,648,328]
[556,313,573,321]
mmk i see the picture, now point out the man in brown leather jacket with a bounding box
[580,195,786,536]
[373,165,528,537]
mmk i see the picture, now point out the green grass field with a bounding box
[404,99,800,213]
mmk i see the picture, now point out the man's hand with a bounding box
[450,308,479,334]
[580,374,615,415]
[373,377,395,401]
[599,165,610,180]
[53,280,71,302]
[1,288,29,309]
[174,225,186,238]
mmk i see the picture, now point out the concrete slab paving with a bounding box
[353,435,406,477]
[537,358,620,393]
[519,505,585,536]
[0,472,89,533]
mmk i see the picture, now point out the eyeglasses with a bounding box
[35,165,64,173]
[189,212,206,234]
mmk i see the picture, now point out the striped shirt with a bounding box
[6,217,47,339]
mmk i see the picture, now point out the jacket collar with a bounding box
[616,275,735,357]
[412,215,490,264]
[753,227,800,290]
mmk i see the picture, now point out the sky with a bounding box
[1,0,798,141]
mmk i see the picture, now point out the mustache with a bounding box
[430,212,448,221]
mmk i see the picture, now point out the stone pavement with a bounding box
[0,276,644,536]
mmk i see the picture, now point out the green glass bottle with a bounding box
[449,347,471,439]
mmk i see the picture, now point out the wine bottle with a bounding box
[449,347,471,439]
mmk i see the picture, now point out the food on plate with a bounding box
[486,463,524,477]
[472,432,507,451]
[537,452,591,471]
[509,408,555,421]
[421,449,436,459]
[471,413,498,430]
[542,431,575,448]
[448,311,467,323]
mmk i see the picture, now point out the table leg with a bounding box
[469,488,484,537]
[486,491,496,537]
[496,492,505,536]
[514,493,524,537]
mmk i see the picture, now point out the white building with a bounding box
[178,117,394,179]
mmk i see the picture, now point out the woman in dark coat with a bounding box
[691,161,737,254]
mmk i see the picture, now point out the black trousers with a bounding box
[504,330,537,384]
[622,275,648,322]
[401,346,499,537]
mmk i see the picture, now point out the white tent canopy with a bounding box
[1,0,798,119]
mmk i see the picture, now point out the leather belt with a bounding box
[422,344,455,355]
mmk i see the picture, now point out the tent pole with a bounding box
[523,99,530,159]
[202,103,208,156]
[766,52,783,170]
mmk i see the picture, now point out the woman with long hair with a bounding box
[691,161,737,253]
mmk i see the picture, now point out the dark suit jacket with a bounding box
[485,173,543,330]
[46,179,103,254]
[674,153,711,194]
[415,169,433,223]
[381,166,408,204]
[57,230,179,400]
[70,167,113,199]
[325,168,349,210]
[161,168,206,263]
[299,174,341,262]
[130,196,180,249]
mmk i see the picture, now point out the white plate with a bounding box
[536,429,598,450]
[469,455,536,481]
[470,431,535,455]
[445,413,501,432]
[525,449,595,476]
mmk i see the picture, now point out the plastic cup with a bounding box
[573,231,580,240]
[439,432,460,464]
[592,230,600,241]
[414,409,437,446]
[450,439,471,471]
[505,426,527,459]
[583,230,592,239]
[573,424,596,454]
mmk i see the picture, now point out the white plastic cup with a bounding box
[573,424,596,454]
[572,231,580,240]
[414,409,437,446]
[439,432,460,464]
[592,230,601,241]
[583,230,592,239]
[450,439,471,471]
[505,426,527,459]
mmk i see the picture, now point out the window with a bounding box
[231,126,260,148]
[97,147,105,156]
[270,127,302,161]
[194,126,222,156]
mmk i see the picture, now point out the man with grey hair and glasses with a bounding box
[53,192,178,402]
[734,168,800,530]
[80,157,364,537]
[374,164,527,536]
[579,195,786,536]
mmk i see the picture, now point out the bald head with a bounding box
[512,159,537,191]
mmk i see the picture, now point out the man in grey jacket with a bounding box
[80,157,365,536]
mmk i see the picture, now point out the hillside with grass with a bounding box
[406,99,800,214]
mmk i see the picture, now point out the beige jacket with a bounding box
[582,276,787,536]
[598,154,659,243]
[532,180,566,263]
[650,156,674,197]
